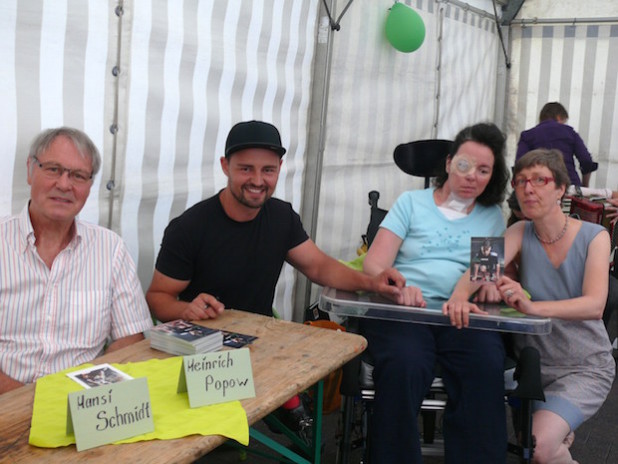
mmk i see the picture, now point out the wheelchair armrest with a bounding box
[511,346,545,401]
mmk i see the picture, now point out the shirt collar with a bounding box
[18,202,83,253]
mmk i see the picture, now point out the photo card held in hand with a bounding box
[470,236,504,284]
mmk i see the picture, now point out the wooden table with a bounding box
[0,309,366,463]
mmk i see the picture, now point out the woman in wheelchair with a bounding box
[362,122,510,463]
[448,149,615,464]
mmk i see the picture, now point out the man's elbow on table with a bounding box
[146,289,173,321]
[0,371,25,395]
[106,333,145,353]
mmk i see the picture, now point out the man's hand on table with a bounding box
[182,293,225,320]
[372,267,406,301]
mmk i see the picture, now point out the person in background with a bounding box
[0,127,153,395]
[516,102,597,187]
[146,120,405,430]
[448,149,615,464]
[361,122,510,463]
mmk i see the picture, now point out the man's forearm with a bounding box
[146,291,190,322]
[0,370,24,395]
[310,258,371,291]
[336,267,375,292]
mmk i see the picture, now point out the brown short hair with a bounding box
[513,148,570,190]
[539,102,568,123]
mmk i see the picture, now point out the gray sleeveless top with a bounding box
[513,220,614,412]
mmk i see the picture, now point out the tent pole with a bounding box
[105,1,124,230]
[293,1,337,322]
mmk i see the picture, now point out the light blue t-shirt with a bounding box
[380,188,505,301]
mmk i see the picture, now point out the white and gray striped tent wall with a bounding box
[0,0,319,321]
[505,21,618,187]
[118,0,319,322]
[313,0,500,287]
[2,0,114,225]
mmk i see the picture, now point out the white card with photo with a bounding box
[67,363,133,389]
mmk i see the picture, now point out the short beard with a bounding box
[231,187,266,209]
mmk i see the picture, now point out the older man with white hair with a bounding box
[0,127,152,394]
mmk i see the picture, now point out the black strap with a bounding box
[321,0,354,31]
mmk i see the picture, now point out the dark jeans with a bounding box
[361,319,507,464]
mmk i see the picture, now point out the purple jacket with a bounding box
[516,119,597,186]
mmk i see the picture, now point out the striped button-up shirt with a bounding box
[0,205,153,383]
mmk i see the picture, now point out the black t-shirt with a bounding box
[155,193,309,316]
[476,251,498,270]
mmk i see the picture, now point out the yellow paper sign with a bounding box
[67,377,154,451]
[178,348,256,408]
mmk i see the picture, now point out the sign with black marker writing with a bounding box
[66,377,154,451]
[177,348,255,408]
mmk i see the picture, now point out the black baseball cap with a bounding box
[225,120,287,158]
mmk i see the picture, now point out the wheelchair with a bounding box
[332,140,545,463]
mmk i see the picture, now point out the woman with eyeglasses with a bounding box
[449,148,615,464]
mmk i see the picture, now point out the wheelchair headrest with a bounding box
[393,139,453,178]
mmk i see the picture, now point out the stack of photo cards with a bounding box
[149,320,223,356]
[470,236,505,284]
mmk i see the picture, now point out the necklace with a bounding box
[534,215,569,245]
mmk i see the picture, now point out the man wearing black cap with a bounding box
[146,120,404,322]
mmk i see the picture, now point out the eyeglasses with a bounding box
[511,176,555,190]
[32,156,93,184]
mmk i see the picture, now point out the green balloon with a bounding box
[385,2,426,53]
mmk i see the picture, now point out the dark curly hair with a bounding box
[433,122,509,206]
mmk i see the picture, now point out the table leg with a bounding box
[249,427,311,464]
[248,380,324,463]
[311,380,324,464]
